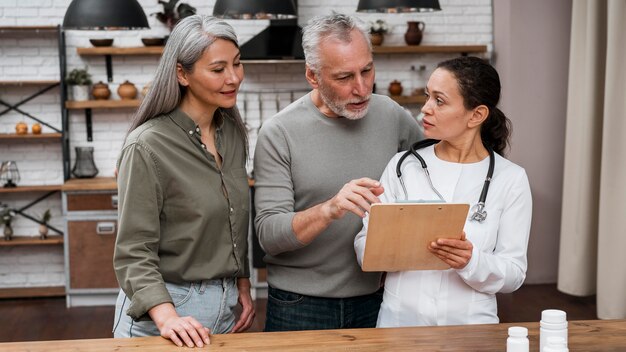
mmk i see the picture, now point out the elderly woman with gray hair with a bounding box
[112,14,253,347]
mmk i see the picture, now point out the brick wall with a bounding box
[0,0,493,288]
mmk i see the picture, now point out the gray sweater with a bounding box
[254,93,421,298]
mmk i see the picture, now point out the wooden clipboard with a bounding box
[362,203,470,271]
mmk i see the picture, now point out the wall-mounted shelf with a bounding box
[372,44,487,55]
[0,80,60,86]
[0,185,63,194]
[0,133,62,141]
[76,46,164,56]
[0,237,63,247]
[0,26,58,32]
[65,99,140,110]
[389,95,427,105]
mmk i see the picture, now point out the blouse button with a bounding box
[196,127,200,132]
[188,130,193,135]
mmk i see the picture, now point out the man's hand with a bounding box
[149,302,210,348]
[231,278,255,333]
[293,177,384,244]
[322,177,384,219]
[428,231,473,269]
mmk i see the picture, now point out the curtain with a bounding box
[558,0,626,319]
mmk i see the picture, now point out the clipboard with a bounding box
[362,203,470,272]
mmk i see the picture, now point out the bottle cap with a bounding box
[508,326,528,337]
[541,309,567,323]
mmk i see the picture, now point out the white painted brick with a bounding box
[1,0,493,288]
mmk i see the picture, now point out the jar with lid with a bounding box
[91,81,111,100]
[540,309,568,352]
[506,326,529,352]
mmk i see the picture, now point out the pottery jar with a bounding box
[91,81,111,100]
[388,80,403,96]
[117,80,138,100]
[405,21,425,45]
[370,32,384,46]
[15,121,28,135]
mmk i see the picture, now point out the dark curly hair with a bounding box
[437,56,511,156]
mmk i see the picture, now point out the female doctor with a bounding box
[354,56,532,327]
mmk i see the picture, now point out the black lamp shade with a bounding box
[213,0,297,19]
[63,0,149,30]
[357,0,441,13]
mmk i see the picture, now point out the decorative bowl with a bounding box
[89,38,114,47]
[141,37,166,46]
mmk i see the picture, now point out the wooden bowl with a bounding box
[141,37,165,46]
[89,38,114,47]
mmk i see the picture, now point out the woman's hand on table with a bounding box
[149,302,210,348]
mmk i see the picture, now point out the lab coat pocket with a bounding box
[468,292,498,324]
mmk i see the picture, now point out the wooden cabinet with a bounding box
[63,177,119,306]
[67,220,118,289]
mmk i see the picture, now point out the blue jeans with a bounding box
[264,286,383,331]
[113,278,238,338]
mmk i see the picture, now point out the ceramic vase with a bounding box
[370,32,384,46]
[91,81,111,100]
[388,80,403,96]
[117,80,138,100]
[405,21,425,45]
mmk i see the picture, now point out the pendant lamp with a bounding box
[62,0,149,30]
[356,0,441,13]
[213,0,297,19]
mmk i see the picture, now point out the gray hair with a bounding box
[128,14,248,152]
[302,13,371,73]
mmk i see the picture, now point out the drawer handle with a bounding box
[96,222,116,235]
[111,195,118,209]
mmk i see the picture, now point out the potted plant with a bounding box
[66,67,92,101]
[153,0,197,32]
[39,209,51,240]
[369,19,389,46]
[0,205,15,241]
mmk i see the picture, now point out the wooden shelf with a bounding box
[0,26,58,32]
[0,80,60,86]
[77,46,164,56]
[0,133,62,141]
[0,286,65,299]
[65,99,140,109]
[389,95,427,105]
[0,185,62,194]
[63,177,117,192]
[373,44,487,54]
[0,236,63,247]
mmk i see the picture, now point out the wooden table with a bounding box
[0,320,624,351]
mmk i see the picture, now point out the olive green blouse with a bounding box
[114,107,249,320]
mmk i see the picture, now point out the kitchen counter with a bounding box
[62,177,117,192]
[0,319,624,351]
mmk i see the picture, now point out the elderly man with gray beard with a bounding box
[253,13,421,331]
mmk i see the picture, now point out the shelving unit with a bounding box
[0,27,67,297]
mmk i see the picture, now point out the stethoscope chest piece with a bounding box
[470,202,488,223]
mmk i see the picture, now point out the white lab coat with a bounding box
[355,145,532,327]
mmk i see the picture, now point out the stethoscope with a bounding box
[395,139,495,223]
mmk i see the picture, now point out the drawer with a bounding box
[68,220,119,289]
[66,193,118,211]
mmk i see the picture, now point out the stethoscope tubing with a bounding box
[396,139,495,222]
